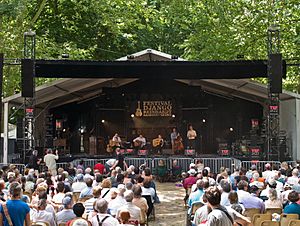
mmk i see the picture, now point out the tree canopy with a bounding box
[0,0,299,96]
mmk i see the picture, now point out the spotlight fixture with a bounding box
[131,114,135,118]
[63,128,66,132]
[202,119,206,123]
[172,114,176,118]
[101,119,105,123]
[229,127,234,132]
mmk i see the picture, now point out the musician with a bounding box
[133,134,146,150]
[170,128,179,151]
[152,134,164,154]
[187,125,197,149]
[112,133,122,147]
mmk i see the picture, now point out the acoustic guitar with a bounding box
[135,101,143,117]
[106,139,120,153]
[134,140,143,147]
[152,138,163,147]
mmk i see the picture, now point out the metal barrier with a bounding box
[169,157,194,172]
[12,164,26,174]
[241,161,281,171]
[125,158,152,170]
[152,158,169,174]
[286,161,297,167]
[198,158,235,174]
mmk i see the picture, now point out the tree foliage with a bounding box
[0,0,299,96]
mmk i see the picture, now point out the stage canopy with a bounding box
[2,49,300,161]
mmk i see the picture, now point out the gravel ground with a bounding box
[148,182,186,226]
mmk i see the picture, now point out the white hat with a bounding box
[204,167,211,173]
[190,163,196,168]
[188,169,196,175]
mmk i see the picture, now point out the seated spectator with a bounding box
[53,182,65,204]
[260,178,281,200]
[188,179,204,209]
[220,179,231,207]
[249,172,264,189]
[195,159,204,173]
[92,174,103,187]
[141,180,155,202]
[79,178,93,199]
[118,210,132,226]
[171,160,182,180]
[38,191,56,218]
[100,179,112,202]
[265,188,283,209]
[244,185,265,213]
[91,199,119,226]
[31,199,56,226]
[132,184,148,225]
[24,174,35,194]
[84,186,102,215]
[284,191,300,217]
[228,191,245,214]
[287,168,299,186]
[56,196,76,224]
[67,203,90,226]
[116,190,142,223]
[72,174,87,193]
[94,161,105,175]
[236,180,251,203]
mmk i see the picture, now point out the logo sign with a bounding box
[142,101,172,117]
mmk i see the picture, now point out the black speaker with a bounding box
[21,59,34,97]
[269,53,282,93]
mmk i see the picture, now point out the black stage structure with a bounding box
[14,51,287,162]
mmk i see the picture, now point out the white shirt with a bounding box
[262,170,275,183]
[31,209,56,226]
[287,176,299,186]
[72,182,87,192]
[106,159,117,167]
[56,209,76,224]
[116,203,142,222]
[44,154,58,170]
[221,192,231,206]
[236,190,251,203]
[141,187,155,202]
[108,196,126,216]
[91,213,119,226]
[52,192,65,204]
[133,137,146,147]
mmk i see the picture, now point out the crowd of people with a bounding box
[183,161,300,226]
[1,147,300,226]
[0,149,159,226]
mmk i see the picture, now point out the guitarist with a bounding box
[112,133,122,148]
[152,134,164,155]
[133,134,146,154]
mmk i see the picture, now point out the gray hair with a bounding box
[124,190,134,202]
[32,150,38,156]
[95,198,108,213]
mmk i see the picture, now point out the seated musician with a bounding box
[152,134,164,155]
[112,133,122,148]
[133,135,146,153]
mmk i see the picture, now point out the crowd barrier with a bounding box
[1,158,298,176]
[241,161,282,171]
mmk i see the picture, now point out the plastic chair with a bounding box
[244,208,261,220]
[265,208,282,214]
[252,213,271,226]
[186,201,204,226]
[281,213,299,226]
[260,220,280,226]
[289,219,300,226]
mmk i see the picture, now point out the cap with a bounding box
[76,174,84,181]
[190,163,196,168]
[7,172,15,178]
[85,168,92,174]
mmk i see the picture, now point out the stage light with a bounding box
[230,127,234,132]
[80,128,84,133]
[202,119,206,123]
[101,119,105,123]
[172,114,176,118]
[131,114,135,118]
[63,128,66,132]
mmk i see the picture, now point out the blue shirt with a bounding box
[0,200,30,226]
[79,186,93,198]
[284,203,300,217]
[188,189,204,207]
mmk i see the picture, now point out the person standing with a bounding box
[43,149,59,176]
[187,125,197,149]
[28,150,41,173]
[170,128,178,151]
[0,182,31,226]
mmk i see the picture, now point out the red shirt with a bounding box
[94,163,105,174]
[183,176,197,189]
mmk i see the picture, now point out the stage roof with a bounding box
[3,49,299,108]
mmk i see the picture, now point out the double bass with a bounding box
[174,134,184,152]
